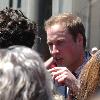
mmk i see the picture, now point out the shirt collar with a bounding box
[75,51,91,78]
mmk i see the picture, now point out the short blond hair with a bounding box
[0,46,53,100]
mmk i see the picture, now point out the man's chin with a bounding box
[56,63,65,67]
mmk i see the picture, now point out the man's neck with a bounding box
[69,51,85,72]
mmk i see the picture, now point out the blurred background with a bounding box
[0,0,100,60]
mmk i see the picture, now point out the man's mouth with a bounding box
[55,57,62,61]
[54,57,64,65]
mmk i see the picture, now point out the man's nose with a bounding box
[51,45,59,55]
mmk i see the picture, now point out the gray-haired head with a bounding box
[0,46,53,100]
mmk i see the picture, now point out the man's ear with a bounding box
[76,33,83,46]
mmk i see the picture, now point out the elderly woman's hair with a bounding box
[0,46,53,100]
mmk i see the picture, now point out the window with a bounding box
[17,0,21,8]
[9,0,13,7]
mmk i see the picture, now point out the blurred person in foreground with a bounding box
[0,7,37,48]
[0,8,65,100]
[44,12,91,99]
[77,50,100,100]
[0,46,53,100]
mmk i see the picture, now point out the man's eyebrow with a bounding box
[47,41,52,44]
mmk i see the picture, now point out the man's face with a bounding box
[46,23,83,71]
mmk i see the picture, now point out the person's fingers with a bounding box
[48,67,67,72]
[48,68,57,72]
[50,67,67,77]
[55,71,68,80]
[44,57,53,68]
[58,75,67,83]
[49,67,68,81]
[53,69,67,76]
[52,67,67,70]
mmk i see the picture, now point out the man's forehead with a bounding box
[47,33,66,43]
[46,23,66,32]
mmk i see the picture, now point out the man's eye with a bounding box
[57,41,64,45]
[48,43,53,46]
[48,43,53,50]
